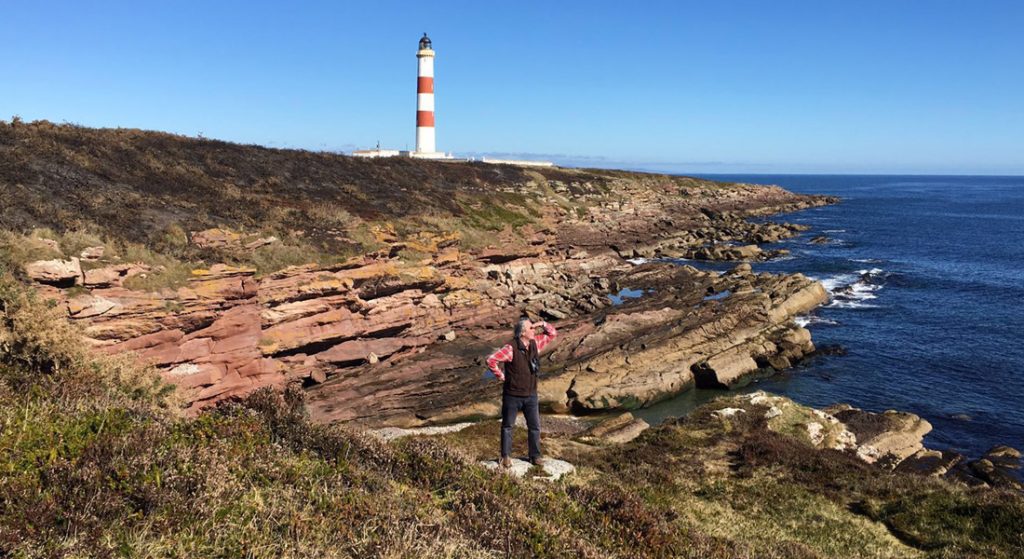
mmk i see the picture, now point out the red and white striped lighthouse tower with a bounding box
[415,33,436,154]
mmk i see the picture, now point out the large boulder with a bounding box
[895,449,964,477]
[958,446,1023,490]
[578,412,650,444]
[24,257,82,286]
[82,263,148,288]
[826,405,933,467]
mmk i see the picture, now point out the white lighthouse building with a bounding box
[414,33,438,155]
[353,32,546,167]
[353,33,451,159]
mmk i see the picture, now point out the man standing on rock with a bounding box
[486,315,558,468]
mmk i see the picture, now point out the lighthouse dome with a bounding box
[418,33,432,50]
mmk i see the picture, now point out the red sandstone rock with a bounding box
[192,228,241,248]
[67,294,118,318]
[79,246,105,261]
[315,337,431,364]
[25,258,82,285]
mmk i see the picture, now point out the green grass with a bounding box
[859,489,1024,554]
[0,230,64,267]
[119,245,197,292]
[457,199,535,231]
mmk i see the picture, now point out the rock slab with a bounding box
[479,458,576,481]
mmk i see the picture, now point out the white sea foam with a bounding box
[627,258,648,265]
[843,283,879,302]
[822,229,847,233]
[814,267,887,310]
[816,273,858,292]
[795,315,840,327]
[826,299,880,310]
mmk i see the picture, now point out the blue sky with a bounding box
[3,1,1022,174]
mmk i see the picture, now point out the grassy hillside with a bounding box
[0,120,609,270]
[0,119,791,283]
[2,268,1021,558]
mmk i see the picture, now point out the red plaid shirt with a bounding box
[486,322,558,381]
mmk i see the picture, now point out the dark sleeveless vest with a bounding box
[503,338,540,397]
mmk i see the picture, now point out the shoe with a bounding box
[529,456,545,467]
[499,456,512,469]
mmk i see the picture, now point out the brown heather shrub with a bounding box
[0,271,172,405]
[0,120,611,270]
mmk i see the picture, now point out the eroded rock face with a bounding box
[25,173,836,422]
[552,269,825,409]
[60,260,501,412]
[82,263,148,288]
[301,255,831,426]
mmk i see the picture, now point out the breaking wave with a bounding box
[790,313,839,325]
[794,315,840,327]
[813,268,887,310]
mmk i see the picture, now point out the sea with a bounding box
[633,174,1024,459]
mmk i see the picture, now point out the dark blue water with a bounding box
[637,175,1024,458]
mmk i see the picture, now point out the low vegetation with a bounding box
[0,267,1021,558]
[0,120,611,278]
[0,120,744,281]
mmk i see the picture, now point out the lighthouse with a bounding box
[415,33,437,155]
[351,33,452,160]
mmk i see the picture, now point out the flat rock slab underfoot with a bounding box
[479,458,576,481]
[369,422,476,442]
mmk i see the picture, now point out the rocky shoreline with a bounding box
[370,386,1022,491]
[5,123,839,427]
[18,175,835,425]
[13,158,1022,491]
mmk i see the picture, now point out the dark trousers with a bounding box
[500,393,542,459]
